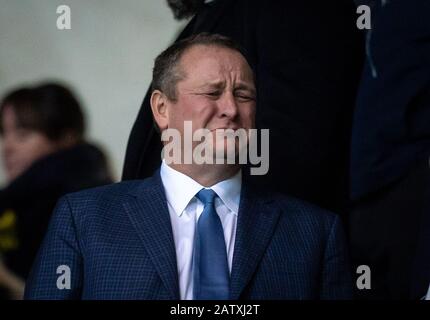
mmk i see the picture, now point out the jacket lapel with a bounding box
[123,172,180,299]
[230,183,282,299]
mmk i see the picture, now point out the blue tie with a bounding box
[193,189,230,300]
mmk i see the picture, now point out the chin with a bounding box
[213,145,238,164]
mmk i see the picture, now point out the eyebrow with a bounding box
[234,83,256,95]
[199,81,256,95]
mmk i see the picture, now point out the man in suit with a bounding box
[25,34,352,300]
[122,0,364,215]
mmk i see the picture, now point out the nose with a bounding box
[218,92,238,120]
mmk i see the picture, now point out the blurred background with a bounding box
[0,0,185,184]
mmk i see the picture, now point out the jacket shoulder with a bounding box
[65,179,142,200]
[268,192,339,227]
[58,178,153,218]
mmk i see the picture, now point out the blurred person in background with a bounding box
[0,83,113,299]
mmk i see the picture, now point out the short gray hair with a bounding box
[151,33,253,101]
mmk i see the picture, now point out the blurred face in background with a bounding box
[1,105,59,182]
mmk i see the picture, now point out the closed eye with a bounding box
[205,91,221,98]
[235,94,255,102]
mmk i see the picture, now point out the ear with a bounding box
[150,90,169,131]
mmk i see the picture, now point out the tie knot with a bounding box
[196,189,217,206]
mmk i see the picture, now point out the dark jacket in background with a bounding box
[0,143,113,281]
[122,0,364,215]
[349,0,430,299]
[350,0,430,200]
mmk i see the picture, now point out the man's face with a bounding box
[165,45,256,162]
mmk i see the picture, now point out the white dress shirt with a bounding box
[160,161,241,300]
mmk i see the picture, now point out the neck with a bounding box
[167,162,240,187]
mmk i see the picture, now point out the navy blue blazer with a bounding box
[351,0,430,200]
[24,171,352,300]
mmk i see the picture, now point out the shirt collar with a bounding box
[160,160,241,217]
[211,171,241,215]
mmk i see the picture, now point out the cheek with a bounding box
[17,136,56,165]
[169,98,194,127]
[239,103,256,127]
[172,97,215,129]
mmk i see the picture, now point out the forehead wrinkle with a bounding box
[235,83,256,95]
[178,46,255,92]
[220,62,255,89]
[197,80,225,89]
